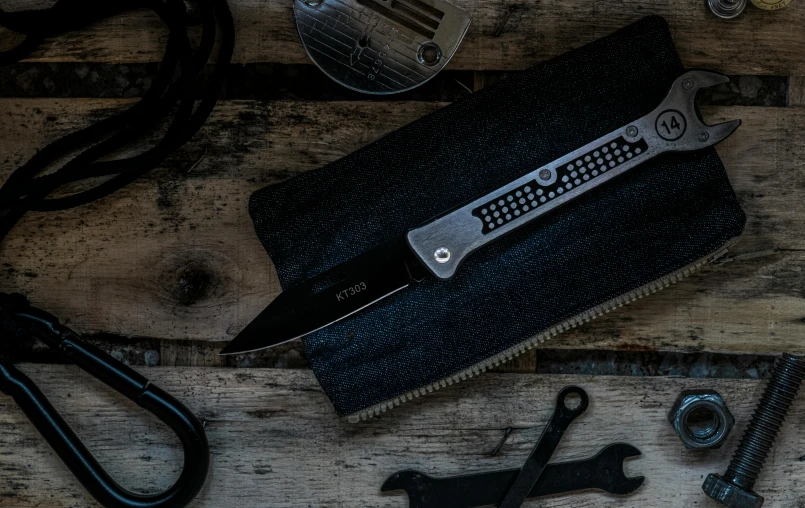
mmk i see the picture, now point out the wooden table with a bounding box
[2,1,805,506]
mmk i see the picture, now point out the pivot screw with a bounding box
[699,131,710,142]
[702,353,805,508]
[538,169,552,181]
[682,78,695,90]
[626,125,639,137]
[434,248,451,264]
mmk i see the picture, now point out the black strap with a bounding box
[0,0,235,243]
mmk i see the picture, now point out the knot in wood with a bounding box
[176,266,213,306]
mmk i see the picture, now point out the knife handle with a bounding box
[406,70,738,279]
[406,128,653,279]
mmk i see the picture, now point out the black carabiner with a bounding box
[0,302,209,508]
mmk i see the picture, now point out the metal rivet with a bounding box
[434,248,451,263]
[698,131,710,142]
[626,125,638,137]
[539,169,552,181]
[683,78,695,90]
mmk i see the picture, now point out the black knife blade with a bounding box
[219,236,429,355]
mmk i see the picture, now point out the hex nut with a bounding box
[668,389,735,449]
[703,474,764,508]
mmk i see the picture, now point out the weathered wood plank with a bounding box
[790,76,805,106]
[159,340,228,367]
[2,366,805,507]
[1,100,805,355]
[1,0,804,74]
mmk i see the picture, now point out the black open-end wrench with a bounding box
[381,443,644,508]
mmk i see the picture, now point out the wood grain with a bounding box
[790,76,805,106]
[159,340,228,367]
[1,100,804,355]
[2,366,805,507]
[1,0,804,74]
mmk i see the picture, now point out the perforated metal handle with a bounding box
[406,70,740,279]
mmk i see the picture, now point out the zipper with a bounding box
[346,237,740,423]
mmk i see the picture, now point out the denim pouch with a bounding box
[248,16,746,420]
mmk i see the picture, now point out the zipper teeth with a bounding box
[346,239,739,423]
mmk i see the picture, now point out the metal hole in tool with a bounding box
[434,247,450,263]
[708,0,746,19]
[418,42,442,66]
[358,36,369,48]
[563,391,582,411]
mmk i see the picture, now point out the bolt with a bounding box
[699,131,710,142]
[626,125,639,137]
[538,169,552,181]
[702,353,805,508]
[682,78,695,90]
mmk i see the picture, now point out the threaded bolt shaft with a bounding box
[724,353,805,490]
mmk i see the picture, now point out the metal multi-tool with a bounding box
[293,0,471,94]
[221,69,741,356]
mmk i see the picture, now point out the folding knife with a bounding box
[220,70,740,355]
